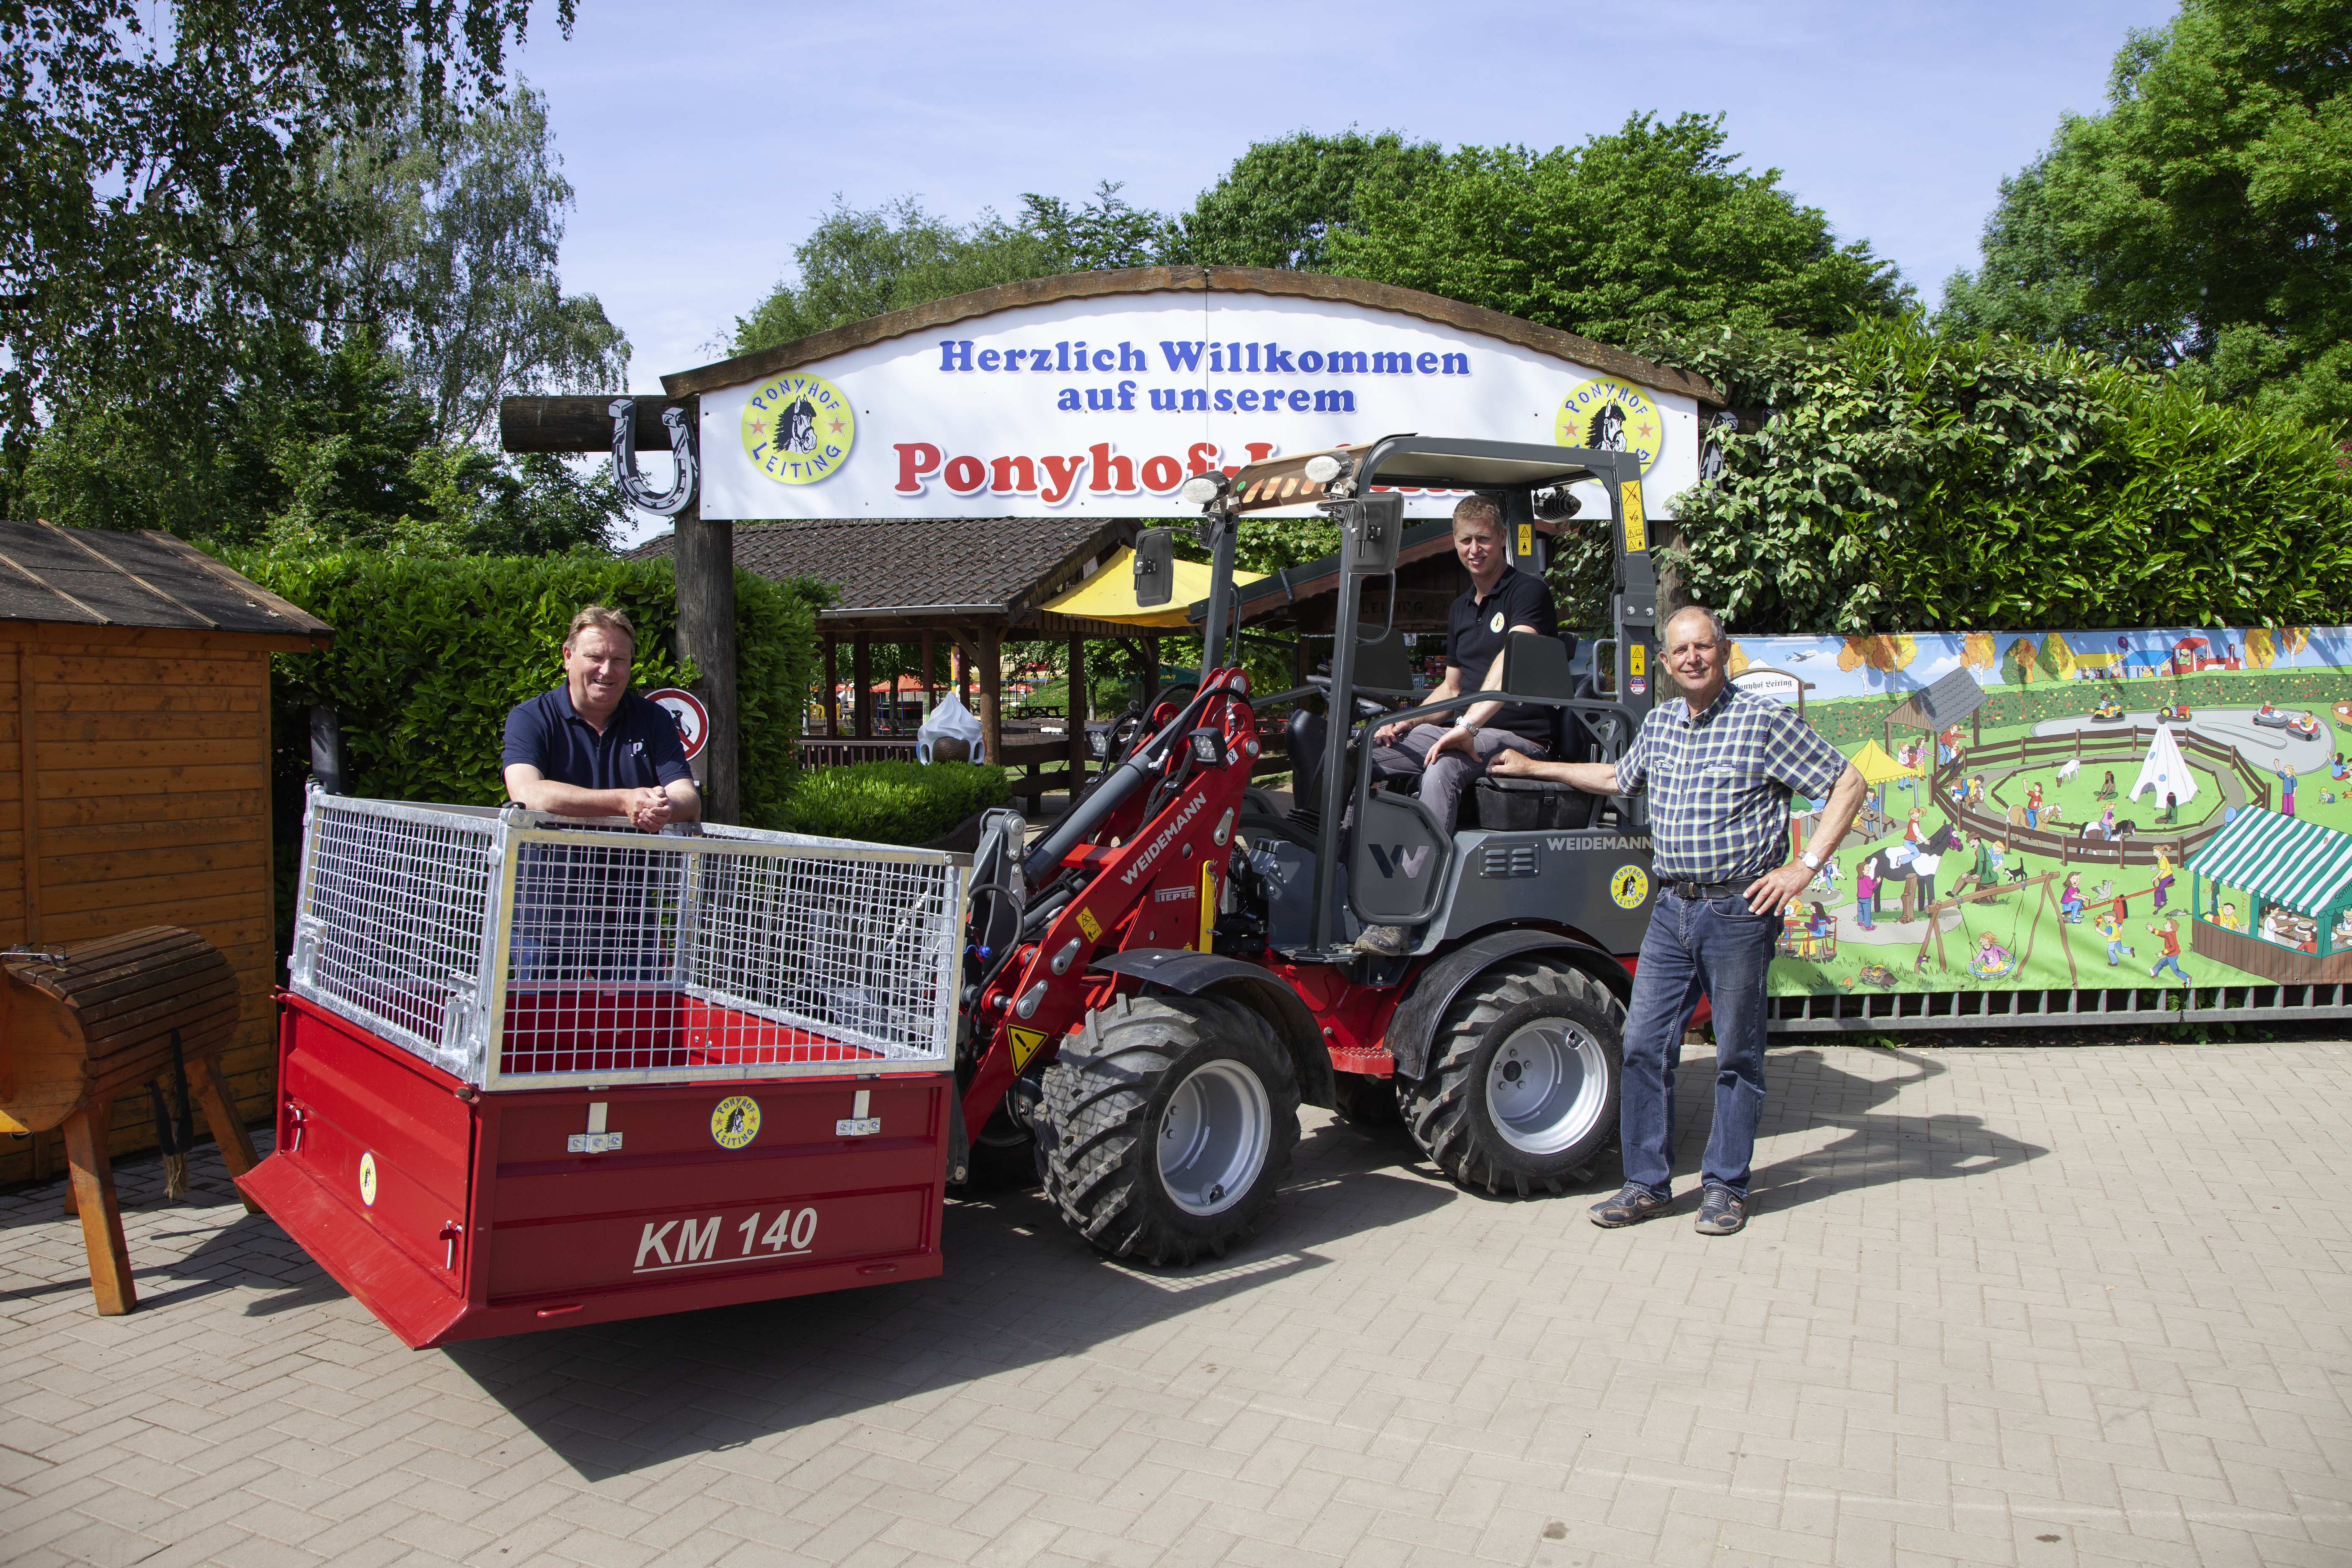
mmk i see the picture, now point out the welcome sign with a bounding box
[685,281,1705,521]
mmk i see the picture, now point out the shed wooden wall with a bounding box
[2,624,291,1188]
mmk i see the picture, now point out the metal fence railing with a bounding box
[289,792,962,1089]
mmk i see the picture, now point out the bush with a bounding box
[776,761,1007,844]
[227,550,825,828]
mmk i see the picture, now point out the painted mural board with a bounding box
[693,291,1701,523]
[1715,624,2352,1003]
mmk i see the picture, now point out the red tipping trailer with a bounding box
[238,796,965,1347]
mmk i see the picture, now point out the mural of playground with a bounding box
[1723,623,2352,1001]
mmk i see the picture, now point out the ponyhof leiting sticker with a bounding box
[710,1096,762,1150]
[742,371,855,485]
[1488,611,1505,633]
[1609,865,1650,910]
[1557,377,1663,477]
[357,1150,378,1207]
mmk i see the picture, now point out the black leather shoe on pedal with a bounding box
[1694,1187,1748,1235]
[1589,1185,1672,1228]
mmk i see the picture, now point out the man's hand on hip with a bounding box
[1743,862,1813,916]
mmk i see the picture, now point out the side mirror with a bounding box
[1335,493,1404,577]
[1132,528,1175,607]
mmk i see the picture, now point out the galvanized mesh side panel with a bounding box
[290,798,496,1081]
[489,826,961,1085]
[686,848,961,1059]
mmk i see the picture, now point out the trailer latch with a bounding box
[567,1100,622,1154]
[836,1088,881,1138]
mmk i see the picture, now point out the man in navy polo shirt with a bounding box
[503,605,699,830]
[1354,495,1557,957]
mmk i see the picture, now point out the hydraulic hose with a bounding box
[1024,682,1227,885]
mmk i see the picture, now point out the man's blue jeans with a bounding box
[1619,888,1781,1200]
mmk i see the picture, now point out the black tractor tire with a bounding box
[1037,993,1300,1266]
[1330,1071,1405,1130]
[1400,959,1624,1197]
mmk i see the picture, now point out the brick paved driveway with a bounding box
[4,1040,2348,1568]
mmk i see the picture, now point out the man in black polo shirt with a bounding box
[1356,496,1556,956]
[502,605,699,829]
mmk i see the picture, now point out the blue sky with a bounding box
[511,0,2178,393]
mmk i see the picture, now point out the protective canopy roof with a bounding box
[2187,807,2352,916]
[2128,722,2200,806]
[1846,740,1916,785]
[1039,546,1263,629]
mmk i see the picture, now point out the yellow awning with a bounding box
[1847,739,1915,784]
[1039,547,1264,630]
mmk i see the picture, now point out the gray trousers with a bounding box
[1369,724,1548,833]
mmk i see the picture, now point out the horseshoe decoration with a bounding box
[610,397,699,516]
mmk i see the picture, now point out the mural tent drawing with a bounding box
[1714,623,2352,1026]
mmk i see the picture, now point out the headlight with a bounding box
[1303,452,1354,485]
[1179,472,1230,507]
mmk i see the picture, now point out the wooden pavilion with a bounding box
[632,515,1159,803]
[0,521,333,1187]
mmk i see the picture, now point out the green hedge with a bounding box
[230,551,825,828]
[776,761,1007,844]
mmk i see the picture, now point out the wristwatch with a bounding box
[1799,850,1822,871]
[1452,721,1478,735]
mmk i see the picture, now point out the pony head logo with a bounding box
[1609,864,1650,910]
[742,372,855,485]
[710,1096,763,1150]
[1556,377,1662,476]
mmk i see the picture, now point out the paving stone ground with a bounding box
[4,1039,2349,1568]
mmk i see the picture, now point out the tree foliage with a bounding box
[0,0,567,463]
[1939,0,2352,428]
[21,335,625,554]
[331,83,628,445]
[1634,315,2352,635]
[1325,113,1912,343]
[1160,130,1444,271]
[731,183,1159,353]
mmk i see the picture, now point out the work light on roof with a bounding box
[1179,472,1230,507]
[1302,452,1354,486]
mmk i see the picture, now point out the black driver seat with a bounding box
[1473,632,1601,830]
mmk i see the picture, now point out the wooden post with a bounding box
[18,649,39,944]
[976,629,1003,770]
[1067,633,1089,791]
[191,1056,263,1214]
[822,636,838,737]
[920,631,936,718]
[1143,636,1161,710]
[671,478,739,824]
[62,1099,134,1315]
[853,635,873,740]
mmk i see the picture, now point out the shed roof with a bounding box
[0,521,331,638]
[2187,807,2352,914]
[1889,668,1989,730]
[630,515,1139,634]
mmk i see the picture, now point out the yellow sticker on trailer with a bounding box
[1620,481,1647,554]
[1007,1025,1048,1071]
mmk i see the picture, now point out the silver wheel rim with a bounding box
[1485,1018,1609,1155]
[1157,1059,1272,1216]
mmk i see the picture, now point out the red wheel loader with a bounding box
[239,435,1661,1344]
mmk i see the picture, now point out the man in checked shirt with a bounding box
[1491,605,1866,1234]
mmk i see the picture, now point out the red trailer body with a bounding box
[239,995,949,1348]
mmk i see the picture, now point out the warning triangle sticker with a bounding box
[1007,1026,1049,1071]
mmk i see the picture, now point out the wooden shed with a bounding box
[0,521,332,1187]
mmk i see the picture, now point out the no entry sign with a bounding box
[645,687,709,761]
